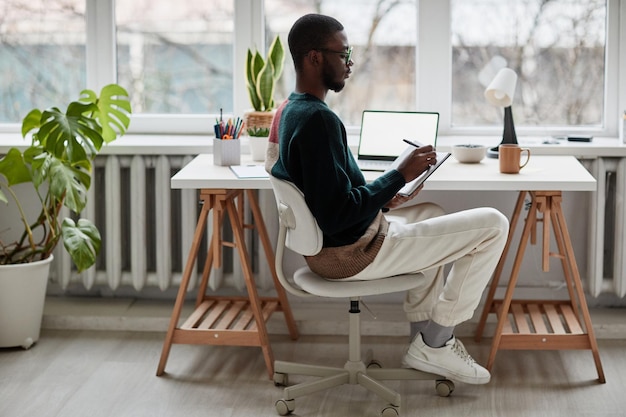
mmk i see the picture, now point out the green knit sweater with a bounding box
[266,93,406,278]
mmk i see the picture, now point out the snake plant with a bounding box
[245,36,285,112]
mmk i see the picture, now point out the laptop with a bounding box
[356,110,440,171]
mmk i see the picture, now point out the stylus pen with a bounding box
[403,138,422,148]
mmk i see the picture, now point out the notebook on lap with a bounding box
[356,110,440,171]
[387,141,451,196]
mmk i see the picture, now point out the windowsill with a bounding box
[436,135,626,158]
[0,133,213,155]
[1,132,624,158]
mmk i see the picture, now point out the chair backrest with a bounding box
[269,176,324,256]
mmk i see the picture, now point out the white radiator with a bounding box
[585,157,626,297]
[48,155,626,298]
[50,154,275,295]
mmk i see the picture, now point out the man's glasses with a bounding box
[319,46,353,65]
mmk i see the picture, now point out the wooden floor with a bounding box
[1,329,625,417]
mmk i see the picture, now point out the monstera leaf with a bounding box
[61,218,101,272]
[22,84,131,165]
[80,84,132,143]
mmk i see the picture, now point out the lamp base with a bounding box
[488,106,518,159]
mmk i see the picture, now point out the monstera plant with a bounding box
[0,84,132,271]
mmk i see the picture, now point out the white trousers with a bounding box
[346,203,509,327]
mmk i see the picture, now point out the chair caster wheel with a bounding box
[435,379,455,397]
[273,372,288,386]
[275,399,295,416]
[367,359,383,368]
[381,406,399,417]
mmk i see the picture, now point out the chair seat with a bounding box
[294,267,423,298]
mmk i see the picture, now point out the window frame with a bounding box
[1,0,625,137]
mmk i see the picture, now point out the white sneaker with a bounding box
[402,333,491,384]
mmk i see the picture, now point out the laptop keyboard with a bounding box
[357,159,393,172]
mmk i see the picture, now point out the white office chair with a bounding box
[269,176,454,417]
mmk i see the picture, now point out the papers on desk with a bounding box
[230,164,269,178]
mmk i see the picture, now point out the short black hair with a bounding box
[288,14,344,70]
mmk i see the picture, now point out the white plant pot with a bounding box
[0,256,53,349]
[248,136,269,162]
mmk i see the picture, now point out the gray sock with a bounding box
[421,321,454,348]
[409,320,429,342]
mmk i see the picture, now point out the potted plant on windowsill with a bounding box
[244,35,285,133]
[0,84,132,349]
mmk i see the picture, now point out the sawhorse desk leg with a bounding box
[156,189,299,379]
[475,190,605,383]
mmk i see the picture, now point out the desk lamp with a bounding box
[484,67,518,158]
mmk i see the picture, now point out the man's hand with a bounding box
[396,145,437,183]
[383,184,424,209]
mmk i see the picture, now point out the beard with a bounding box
[322,63,346,93]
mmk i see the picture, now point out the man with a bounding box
[265,13,509,385]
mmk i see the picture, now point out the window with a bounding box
[0,0,623,136]
[265,0,418,126]
[0,0,86,124]
[116,0,234,115]
[451,0,606,129]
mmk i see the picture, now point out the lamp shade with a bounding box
[484,68,517,107]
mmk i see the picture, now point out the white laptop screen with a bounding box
[357,111,440,161]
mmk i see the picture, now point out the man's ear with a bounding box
[307,50,321,66]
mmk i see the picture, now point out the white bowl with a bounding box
[451,144,487,163]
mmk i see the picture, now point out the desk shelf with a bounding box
[173,297,281,346]
[489,299,595,350]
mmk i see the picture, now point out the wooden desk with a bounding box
[161,154,604,382]
[172,153,594,192]
[157,156,298,379]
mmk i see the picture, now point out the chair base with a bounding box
[270,294,454,416]
[273,351,454,416]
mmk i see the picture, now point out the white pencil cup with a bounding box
[213,138,241,166]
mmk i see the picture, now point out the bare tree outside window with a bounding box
[0,0,85,123]
[452,0,606,128]
[115,0,234,115]
[0,0,609,130]
[265,0,418,126]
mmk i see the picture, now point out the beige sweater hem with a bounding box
[304,212,389,279]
